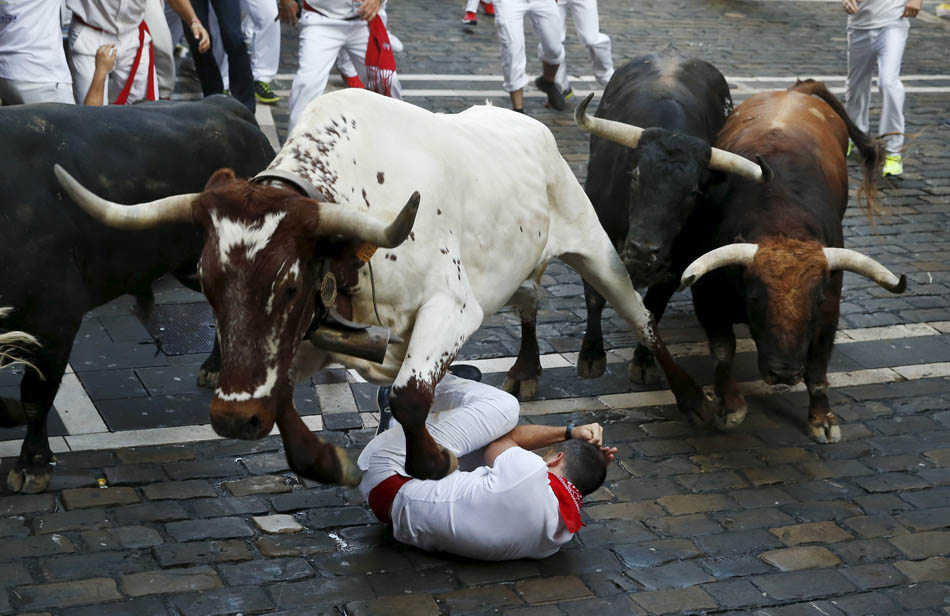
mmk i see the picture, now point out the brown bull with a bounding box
[678,80,907,443]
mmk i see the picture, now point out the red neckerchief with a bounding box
[365,16,396,97]
[548,472,584,533]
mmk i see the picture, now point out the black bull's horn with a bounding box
[572,93,765,183]
[53,164,422,249]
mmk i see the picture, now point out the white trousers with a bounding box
[494,0,565,92]
[336,10,399,77]
[242,0,280,84]
[0,79,74,105]
[289,11,403,132]
[145,0,175,99]
[68,21,156,105]
[846,23,908,154]
[465,0,492,13]
[357,374,521,496]
[539,0,613,91]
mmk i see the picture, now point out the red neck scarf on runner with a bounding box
[365,16,396,97]
[548,473,584,533]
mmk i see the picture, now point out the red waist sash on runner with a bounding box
[113,21,156,105]
[368,474,412,525]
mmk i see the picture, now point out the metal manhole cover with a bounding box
[144,303,216,356]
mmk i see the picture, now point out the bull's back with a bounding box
[718,91,848,181]
[280,90,569,314]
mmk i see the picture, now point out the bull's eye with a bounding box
[286,286,298,299]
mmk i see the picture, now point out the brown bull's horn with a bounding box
[823,247,907,294]
[54,164,197,230]
[573,92,644,148]
[708,148,765,183]
[317,191,421,249]
[680,243,759,288]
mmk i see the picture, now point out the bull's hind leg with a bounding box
[503,268,545,400]
[391,294,484,480]
[577,282,607,379]
[559,244,709,423]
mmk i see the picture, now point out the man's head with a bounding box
[542,439,609,496]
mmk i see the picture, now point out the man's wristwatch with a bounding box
[565,422,575,441]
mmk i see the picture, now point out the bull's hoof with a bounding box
[626,358,659,385]
[197,368,219,389]
[333,445,362,487]
[7,466,51,494]
[577,352,606,379]
[405,445,458,481]
[714,404,748,431]
[502,376,538,401]
[809,420,842,444]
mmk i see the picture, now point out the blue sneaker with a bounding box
[375,385,393,436]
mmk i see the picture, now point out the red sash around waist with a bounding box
[368,473,412,525]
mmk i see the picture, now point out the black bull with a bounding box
[0,97,275,493]
[503,52,735,401]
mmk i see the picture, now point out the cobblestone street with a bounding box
[2,0,950,613]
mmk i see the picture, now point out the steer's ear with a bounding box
[204,168,238,190]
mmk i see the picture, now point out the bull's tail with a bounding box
[0,307,42,377]
[790,79,884,218]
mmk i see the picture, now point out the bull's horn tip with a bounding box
[893,273,907,294]
[680,274,696,288]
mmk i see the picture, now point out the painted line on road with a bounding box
[254,103,281,153]
[275,72,950,83]
[1,358,944,454]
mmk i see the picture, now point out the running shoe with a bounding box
[462,11,477,25]
[375,385,393,436]
[480,0,495,15]
[535,76,566,111]
[254,81,280,104]
[846,140,854,157]
[882,154,903,177]
[447,364,483,382]
[563,87,575,102]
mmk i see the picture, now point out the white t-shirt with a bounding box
[391,447,573,560]
[0,0,73,83]
[65,0,148,35]
[848,0,909,29]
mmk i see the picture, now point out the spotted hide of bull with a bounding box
[58,88,710,486]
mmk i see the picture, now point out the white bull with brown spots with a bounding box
[55,89,708,486]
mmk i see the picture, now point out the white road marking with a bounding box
[53,369,108,435]
[255,103,281,152]
[315,382,359,414]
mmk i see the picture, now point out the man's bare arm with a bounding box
[484,423,605,466]
[167,0,211,52]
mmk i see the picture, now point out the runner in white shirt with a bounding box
[359,372,617,560]
[842,0,920,176]
[280,0,403,132]
[65,0,209,105]
[0,0,75,104]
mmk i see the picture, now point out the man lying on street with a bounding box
[359,370,617,560]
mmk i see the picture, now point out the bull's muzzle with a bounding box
[209,398,275,440]
[762,359,805,387]
[624,240,671,286]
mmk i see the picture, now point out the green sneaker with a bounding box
[882,154,903,177]
[846,140,854,157]
[563,88,575,102]
[254,81,280,104]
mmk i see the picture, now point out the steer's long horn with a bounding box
[680,243,759,288]
[317,191,421,249]
[708,148,765,183]
[573,93,644,148]
[54,164,197,230]
[823,247,907,294]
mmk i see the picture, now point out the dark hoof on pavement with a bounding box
[501,375,538,401]
[577,352,607,379]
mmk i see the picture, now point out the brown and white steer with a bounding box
[55,88,707,486]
